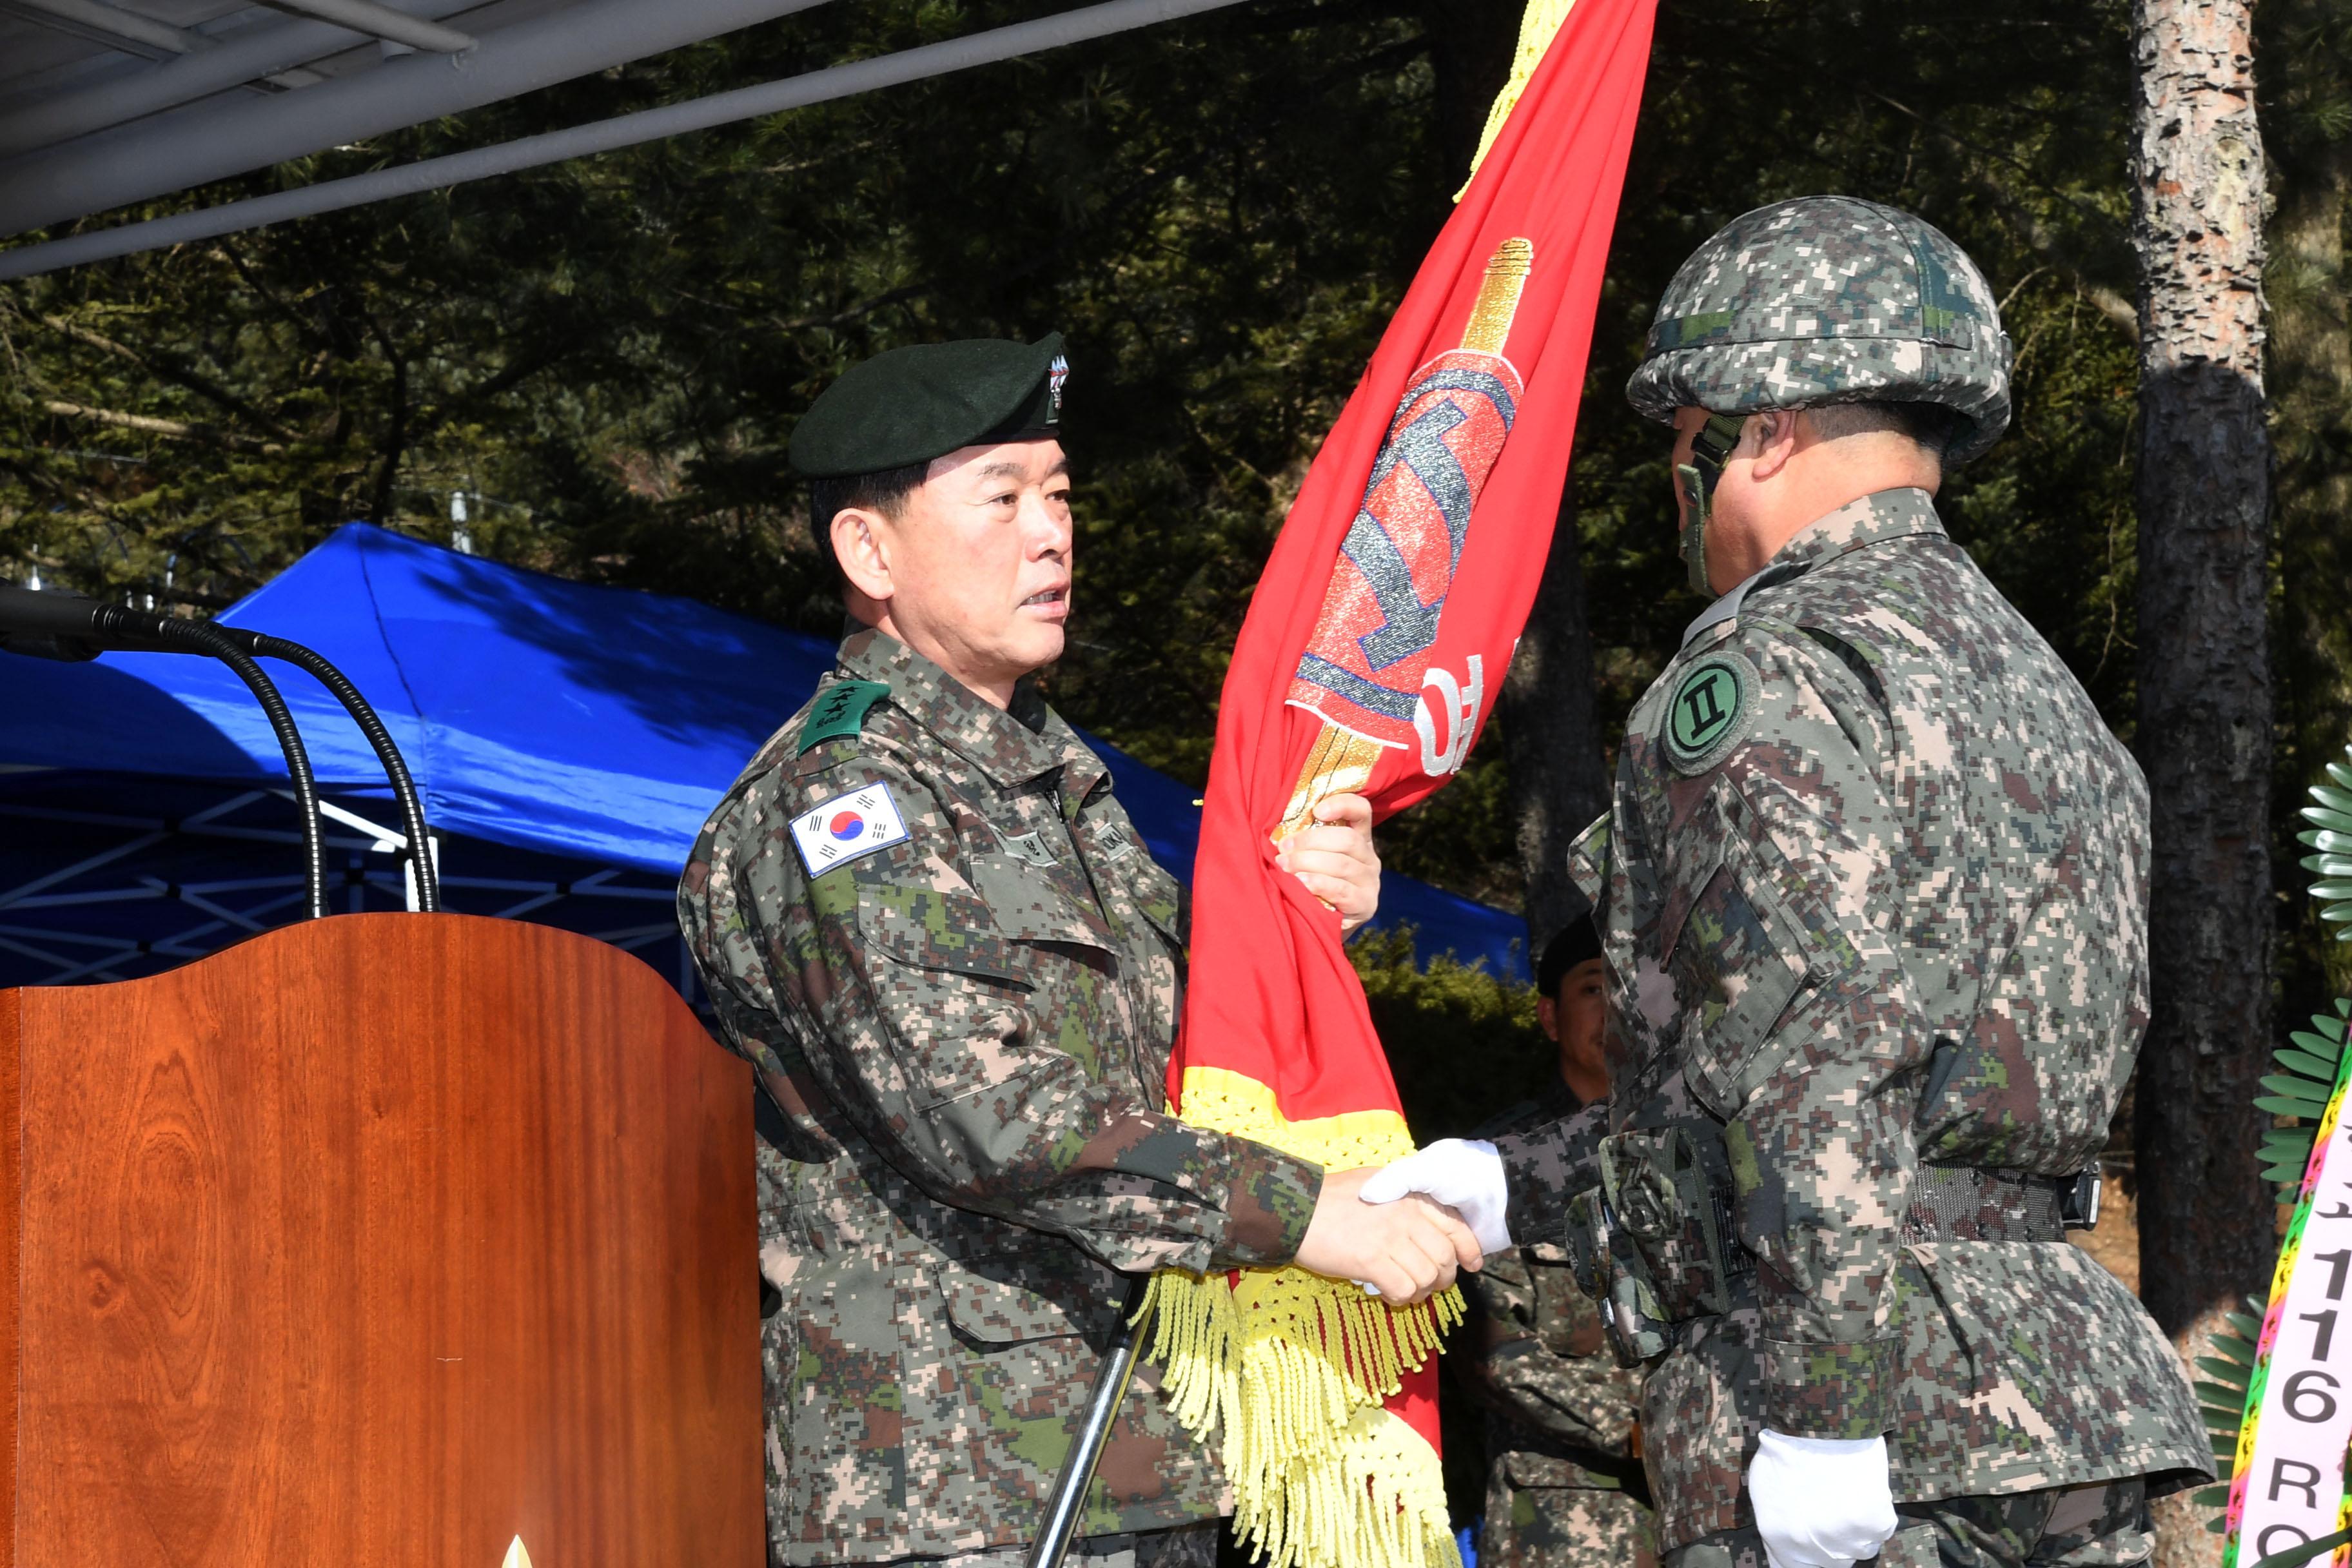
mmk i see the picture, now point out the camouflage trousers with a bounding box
[1665,1479,2150,1568]
[1482,1479,1660,1568]
[799,1522,1221,1568]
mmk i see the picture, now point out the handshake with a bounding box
[1313,1138,1901,1568]
[1292,1139,1513,1305]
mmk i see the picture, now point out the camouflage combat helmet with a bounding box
[1627,197,2013,592]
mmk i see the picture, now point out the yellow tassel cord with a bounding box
[1150,1069,1464,1568]
[1454,0,1579,201]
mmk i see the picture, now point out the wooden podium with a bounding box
[0,913,763,1566]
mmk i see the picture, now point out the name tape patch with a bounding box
[1661,653,1759,775]
[790,781,912,877]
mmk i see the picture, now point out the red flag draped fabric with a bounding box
[1136,3,1660,1567]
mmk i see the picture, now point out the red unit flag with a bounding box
[1137,3,1660,1567]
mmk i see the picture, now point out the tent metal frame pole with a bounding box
[0,789,261,906]
[0,0,847,237]
[0,0,485,160]
[0,830,168,906]
[0,930,128,981]
[262,0,473,55]
[1,0,210,58]
[0,0,1258,277]
[139,875,273,933]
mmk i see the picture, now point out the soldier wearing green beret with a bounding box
[676,335,1484,1568]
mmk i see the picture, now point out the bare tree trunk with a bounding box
[2128,5,2275,1565]
[1500,482,1611,955]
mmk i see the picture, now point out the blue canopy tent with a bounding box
[0,524,1526,992]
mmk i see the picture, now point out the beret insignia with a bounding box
[790,334,1069,478]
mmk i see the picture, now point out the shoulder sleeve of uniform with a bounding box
[1652,617,1893,785]
[716,733,1318,1277]
[1644,619,1926,1442]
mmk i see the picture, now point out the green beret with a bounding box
[790,333,1070,478]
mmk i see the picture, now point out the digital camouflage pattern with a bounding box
[682,627,1325,1565]
[1485,1477,1657,1568]
[1462,1082,1657,1568]
[925,1518,1220,1568]
[1623,197,2014,464]
[1496,489,2206,1551]
[1668,1478,2150,1568]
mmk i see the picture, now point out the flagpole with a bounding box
[1026,1276,1155,1568]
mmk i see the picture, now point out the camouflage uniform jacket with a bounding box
[1496,489,2205,1551]
[1460,1081,1649,1494]
[678,627,1323,1565]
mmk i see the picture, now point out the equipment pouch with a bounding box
[1566,1184,1671,1369]
[1564,1186,1614,1302]
[1597,1126,1738,1321]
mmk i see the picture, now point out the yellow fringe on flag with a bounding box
[1455,0,1579,201]
[1150,1068,1464,1568]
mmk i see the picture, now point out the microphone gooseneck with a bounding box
[154,618,330,921]
[0,585,450,919]
[239,633,439,913]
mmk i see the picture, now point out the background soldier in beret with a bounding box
[1458,917,1657,1568]
[1369,198,2208,1568]
[676,335,1482,1568]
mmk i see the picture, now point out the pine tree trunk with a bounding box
[2129,4,2275,1565]
[1500,484,1611,955]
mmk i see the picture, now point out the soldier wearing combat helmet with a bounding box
[1367,197,2209,1568]
[676,335,1482,1568]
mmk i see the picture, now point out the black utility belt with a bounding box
[1564,1128,2102,1369]
[1901,1162,2102,1246]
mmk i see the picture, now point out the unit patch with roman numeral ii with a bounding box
[1660,652,1759,775]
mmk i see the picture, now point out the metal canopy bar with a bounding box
[3,0,209,57]
[0,0,845,237]
[0,831,168,907]
[0,795,396,857]
[0,0,1255,272]
[263,0,472,54]
[0,0,481,159]
[0,931,125,982]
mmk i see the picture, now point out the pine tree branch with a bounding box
[17,308,301,444]
[38,400,285,455]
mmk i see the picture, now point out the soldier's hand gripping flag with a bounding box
[1134,3,1660,1567]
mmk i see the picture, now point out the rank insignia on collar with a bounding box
[789,781,911,876]
[1661,652,1759,775]
[799,680,890,753]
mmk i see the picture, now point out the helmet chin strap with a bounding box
[1673,412,1749,596]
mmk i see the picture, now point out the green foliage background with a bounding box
[6,0,2347,1226]
[3,0,2350,1526]
[19,0,2331,917]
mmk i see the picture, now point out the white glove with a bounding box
[1747,1431,1898,1568]
[1358,1138,1512,1255]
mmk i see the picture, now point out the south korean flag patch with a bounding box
[789,781,912,877]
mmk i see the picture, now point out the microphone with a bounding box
[0,584,127,662]
[0,587,328,918]
[0,585,444,917]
